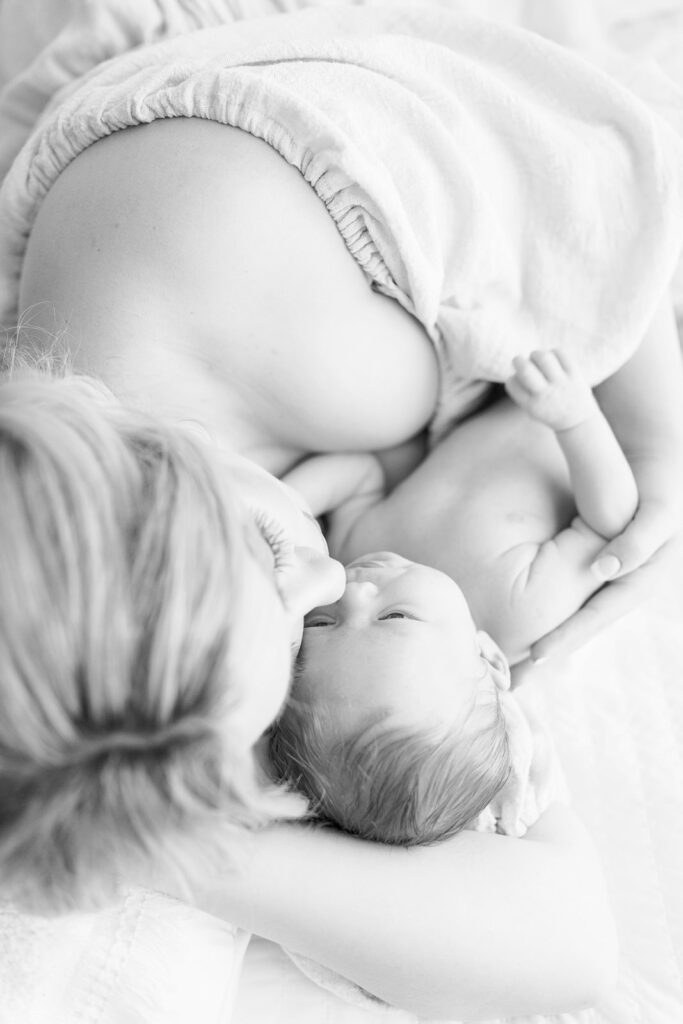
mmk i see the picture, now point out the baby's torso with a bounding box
[343,396,572,558]
[341,397,603,658]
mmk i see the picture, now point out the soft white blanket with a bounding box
[0,889,249,1024]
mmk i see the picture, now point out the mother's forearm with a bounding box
[199,805,616,1020]
[595,296,683,460]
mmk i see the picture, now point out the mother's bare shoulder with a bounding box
[20,118,437,451]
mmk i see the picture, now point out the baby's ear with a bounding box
[476,630,511,691]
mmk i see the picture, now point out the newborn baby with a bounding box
[284,349,639,663]
[271,351,638,844]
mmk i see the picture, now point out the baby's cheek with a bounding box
[290,622,304,658]
[292,660,317,703]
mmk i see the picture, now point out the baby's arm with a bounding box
[534,298,683,660]
[282,453,384,554]
[505,349,638,539]
[480,349,639,660]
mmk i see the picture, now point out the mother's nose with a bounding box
[280,547,346,620]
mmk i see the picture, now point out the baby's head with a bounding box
[270,554,512,844]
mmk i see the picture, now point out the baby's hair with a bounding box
[270,673,511,845]
[0,367,299,911]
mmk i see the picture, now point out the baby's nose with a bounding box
[339,579,379,611]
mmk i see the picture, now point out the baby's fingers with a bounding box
[504,375,532,407]
[530,350,564,383]
[552,348,579,376]
[510,355,548,393]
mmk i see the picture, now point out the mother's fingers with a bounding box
[591,501,678,581]
[530,576,640,662]
[531,534,681,662]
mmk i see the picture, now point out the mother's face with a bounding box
[218,453,345,743]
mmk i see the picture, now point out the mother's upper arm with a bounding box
[194,804,616,1020]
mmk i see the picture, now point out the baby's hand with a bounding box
[486,691,563,838]
[505,349,598,432]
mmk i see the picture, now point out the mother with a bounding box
[2,2,682,1019]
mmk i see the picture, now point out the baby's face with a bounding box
[296,553,493,736]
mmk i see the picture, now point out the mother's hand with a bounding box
[531,294,683,662]
[531,445,683,662]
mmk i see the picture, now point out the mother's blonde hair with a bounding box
[0,367,298,911]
